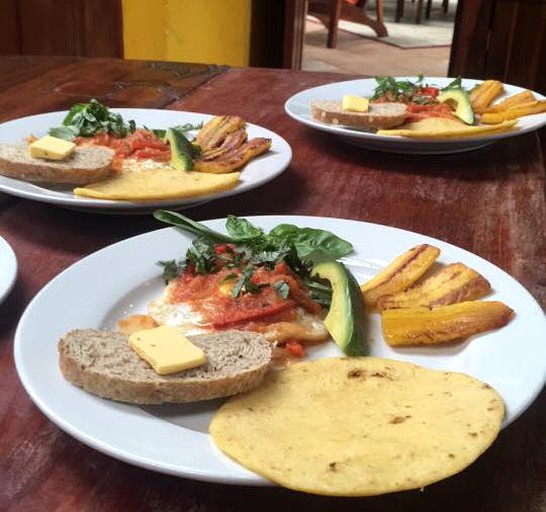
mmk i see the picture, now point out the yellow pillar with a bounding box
[122,0,252,66]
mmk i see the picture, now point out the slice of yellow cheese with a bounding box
[342,94,369,112]
[128,326,206,375]
[29,135,76,160]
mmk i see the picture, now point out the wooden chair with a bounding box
[395,0,449,24]
[307,0,388,49]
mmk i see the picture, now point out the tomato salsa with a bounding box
[371,76,458,124]
[170,262,322,331]
[76,129,171,169]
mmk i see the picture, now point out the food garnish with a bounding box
[49,99,136,141]
[151,211,362,356]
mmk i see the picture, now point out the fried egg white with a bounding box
[147,281,329,344]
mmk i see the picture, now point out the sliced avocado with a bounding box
[438,87,475,125]
[311,261,368,356]
[166,127,194,170]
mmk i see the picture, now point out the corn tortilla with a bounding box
[210,357,504,496]
[377,118,517,138]
[74,168,240,201]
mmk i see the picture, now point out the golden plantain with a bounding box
[377,262,492,310]
[481,90,536,114]
[361,244,440,309]
[194,115,246,151]
[480,100,546,124]
[194,137,272,174]
[470,80,505,113]
[381,301,514,346]
[201,129,247,160]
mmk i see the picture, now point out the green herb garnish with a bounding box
[48,99,136,140]
[153,211,354,304]
[150,122,204,140]
[372,75,425,101]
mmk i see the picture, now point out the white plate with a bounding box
[0,110,291,214]
[0,235,17,302]
[14,216,546,485]
[285,77,546,154]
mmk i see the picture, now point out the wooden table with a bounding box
[1,56,545,512]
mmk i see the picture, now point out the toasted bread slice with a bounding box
[0,144,114,185]
[311,100,407,130]
[58,329,273,404]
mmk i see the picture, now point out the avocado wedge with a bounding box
[438,87,475,125]
[166,127,194,171]
[312,261,368,356]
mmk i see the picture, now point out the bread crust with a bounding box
[0,144,114,185]
[58,329,273,404]
[311,100,407,130]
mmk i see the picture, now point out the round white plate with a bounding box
[0,235,17,302]
[14,216,546,485]
[0,110,291,214]
[284,77,546,154]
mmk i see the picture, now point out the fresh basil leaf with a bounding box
[268,224,353,263]
[443,77,463,90]
[51,99,135,139]
[273,280,290,299]
[151,122,203,141]
[157,259,183,282]
[153,210,234,243]
[225,215,265,241]
[47,125,79,141]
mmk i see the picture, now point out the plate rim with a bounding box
[284,76,546,148]
[13,214,546,485]
[0,235,17,302]
[0,109,292,212]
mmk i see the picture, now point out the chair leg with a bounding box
[415,0,424,23]
[327,0,343,48]
[376,0,384,24]
[395,0,404,22]
[425,0,432,19]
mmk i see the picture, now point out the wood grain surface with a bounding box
[0,56,545,512]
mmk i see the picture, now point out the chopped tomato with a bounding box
[404,102,456,123]
[285,340,305,357]
[75,129,170,162]
[168,264,322,333]
[420,86,440,97]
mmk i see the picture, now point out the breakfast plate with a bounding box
[0,110,291,214]
[284,77,546,154]
[0,235,17,303]
[14,216,546,484]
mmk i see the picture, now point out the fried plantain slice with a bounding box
[381,300,514,346]
[194,137,271,174]
[361,245,440,309]
[201,129,247,161]
[377,262,492,310]
[194,115,246,151]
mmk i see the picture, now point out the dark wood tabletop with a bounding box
[1,55,545,512]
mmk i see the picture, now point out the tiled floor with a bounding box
[302,1,454,77]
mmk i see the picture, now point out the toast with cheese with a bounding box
[311,100,407,130]
[58,329,273,404]
[0,144,114,184]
